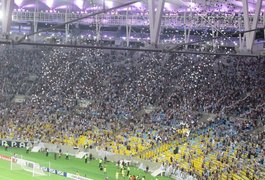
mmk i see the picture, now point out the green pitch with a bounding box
[0,147,172,180]
[0,158,66,180]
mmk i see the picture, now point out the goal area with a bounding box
[10,155,50,177]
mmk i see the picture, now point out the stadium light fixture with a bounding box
[105,0,113,8]
[133,2,142,9]
[164,2,173,11]
[75,0,84,9]
[15,0,23,7]
[45,0,54,9]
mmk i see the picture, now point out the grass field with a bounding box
[0,147,172,180]
[0,158,66,180]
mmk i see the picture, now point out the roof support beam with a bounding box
[95,15,101,42]
[263,12,265,40]
[126,7,132,47]
[33,0,39,42]
[65,0,70,42]
[1,0,14,36]
[239,17,243,50]
[0,40,259,57]
[242,0,262,51]
[148,0,165,46]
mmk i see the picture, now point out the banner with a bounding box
[0,154,11,161]
[67,173,93,180]
[0,140,34,148]
[42,167,67,177]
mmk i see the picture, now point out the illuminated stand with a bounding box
[0,0,264,55]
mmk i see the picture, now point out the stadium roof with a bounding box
[3,0,264,12]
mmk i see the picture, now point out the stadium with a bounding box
[0,0,265,179]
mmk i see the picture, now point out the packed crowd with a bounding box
[0,46,264,179]
[141,116,265,179]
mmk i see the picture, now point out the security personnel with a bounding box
[26,146,30,154]
[115,171,119,180]
[103,166,107,174]
[4,142,8,151]
[65,152,69,160]
[45,148,49,157]
[99,159,103,168]
[59,149,62,158]
[84,154,88,163]
[121,169,125,178]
